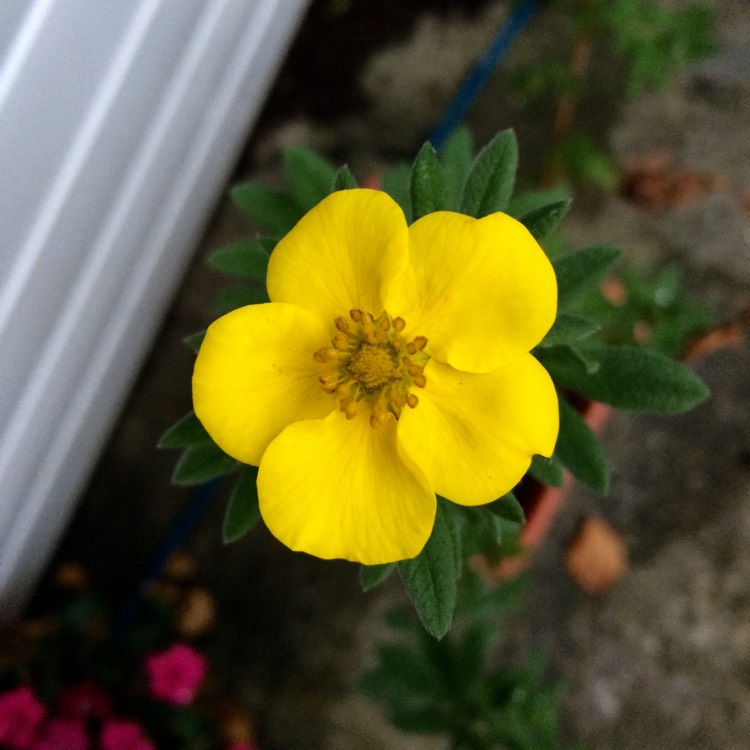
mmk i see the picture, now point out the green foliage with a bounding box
[283,146,337,211]
[553,245,621,309]
[171,443,237,486]
[222,467,261,543]
[538,343,709,413]
[599,0,715,94]
[399,500,463,639]
[518,198,572,241]
[230,183,303,236]
[577,264,715,357]
[359,562,397,592]
[207,237,275,280]
[555,398,609,493]
[363,573,571,749]
[411,142,449,221]
[459,129,518,218]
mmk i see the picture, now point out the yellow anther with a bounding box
[314,347,339,363]
[332,333,350,351]
[315,309,429,428]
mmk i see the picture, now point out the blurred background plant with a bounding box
[0,557,258,750]
[509,0,715,187]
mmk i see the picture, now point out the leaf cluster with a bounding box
[362,571,576,750]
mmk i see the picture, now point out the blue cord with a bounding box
[427,0,540,151]
[112,478,223,638]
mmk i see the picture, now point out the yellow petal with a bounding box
[386,211,557,373]
[192,302,334,465]
[257,411,436,564]
[267,189,409,321]
[398,355,558,505]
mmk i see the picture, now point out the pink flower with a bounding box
[145,643,207,706]
[31,717,88,750]
[58,681,111,720]
[0,685,46,749]
[100,720,155,750]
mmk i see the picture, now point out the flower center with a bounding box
[314,309,429,428]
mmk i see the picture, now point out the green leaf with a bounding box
[223,467,261,543]
[410,142,448,221]
[460,129,518,217]
[332,164,358,191]
[553,245,621,309]
[381,163,412,223]
[529,455,564,487]
[486,492,525,526]
[183,331,205,353]
[538,344,709,412]
[360,562,396,592]
[230,182,303,236]
[207,237,275,280]
[158,411,211,449]
[399,500,462,638]
[283,147,337,211]
[172,443,237,485]
[539,313,600,347]
[215,283,269,315]
[518,198,571,241]
[439,127,474,209]
[555,399,609,493]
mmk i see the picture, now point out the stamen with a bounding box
[314,347,340,363]
[314,309,429,428]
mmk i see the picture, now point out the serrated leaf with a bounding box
[158,411,212,449]
[230,182,303,236]
[538,344,709,412]
[207,237,274,280]
[439,127,474,210]
[381,163,412,223]
[555,399,609,493]
[529,455,564,487]
[332,164,358,191]
[172,443,237,486]
[553,245,621,308]
[223,467,261,543]
[460,129,518,217]
[518,198,571,241]
[410,142,448,221]
[539,313,600,347]
[359,562,396,592]
[283,147,337,211]
[215,284,269,315]
[399,500,462,639]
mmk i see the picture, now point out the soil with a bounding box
[49,0,750,747]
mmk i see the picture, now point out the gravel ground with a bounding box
[54,1,749,748]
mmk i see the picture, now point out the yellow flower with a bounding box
[193,189,558,564]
